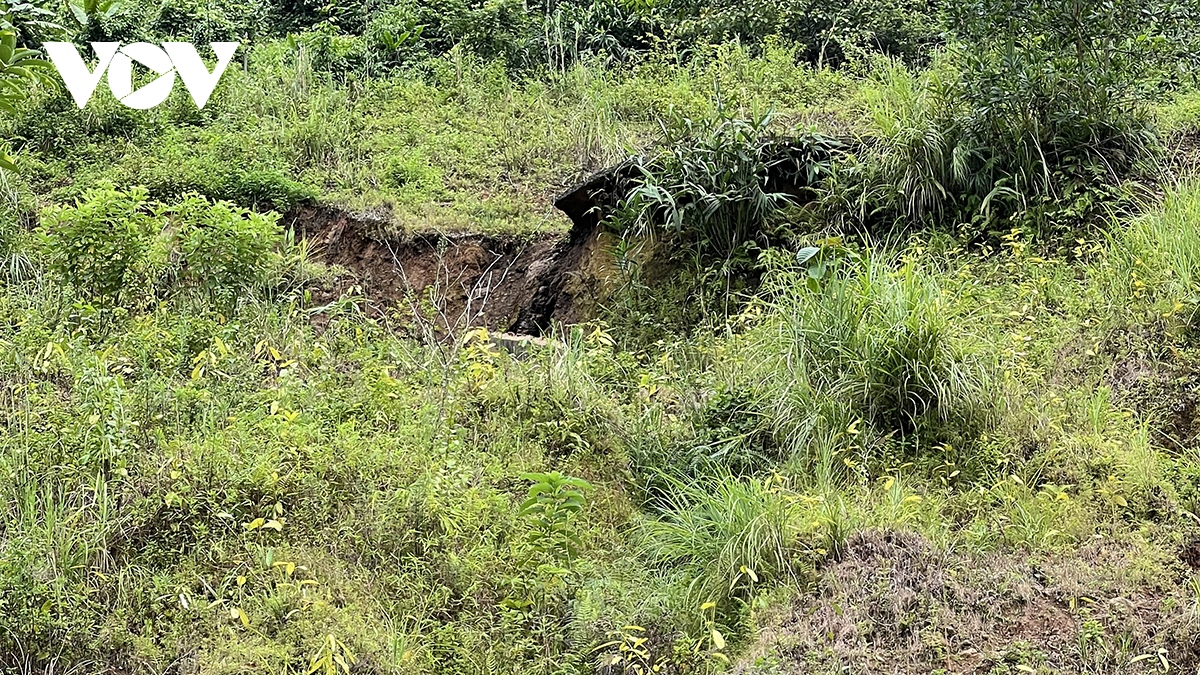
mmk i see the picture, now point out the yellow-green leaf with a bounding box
[711,628,725,650]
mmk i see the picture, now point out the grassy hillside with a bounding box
[4,41,856,233]
[3,1,1200,673]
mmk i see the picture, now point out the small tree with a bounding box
[44,185,152,306]
[158,194,282,307]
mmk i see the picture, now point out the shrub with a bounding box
[11,88,157,156]
[392,0,539,70]
[360,5,427,70]
[853,0,1200,239]
[152,0,243,43]
[42,185,152,306]
[666,0,943,67]
[157,194,283,306]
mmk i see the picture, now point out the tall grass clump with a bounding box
[1098,184,1200,328]
[746,245,994,474]
[637,472,808,611]
[611,106,843,268]
[848,0,1198,239]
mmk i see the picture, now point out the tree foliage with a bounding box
[0,1,58,170]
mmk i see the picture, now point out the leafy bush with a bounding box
[387,0,538,70]
[157,194,283,305]
[665,0,943,66]
[152,0,253,43]
[11,88,156,157]
[42,184,152,305]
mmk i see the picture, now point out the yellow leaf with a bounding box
[244,518,264,530]
[711,629,725,650]
[700,601,716,611]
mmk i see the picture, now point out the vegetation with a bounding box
[3,0,1200,673]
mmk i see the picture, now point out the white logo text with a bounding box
[44,41,239,109]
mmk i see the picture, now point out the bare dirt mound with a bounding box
[282,204,602,334]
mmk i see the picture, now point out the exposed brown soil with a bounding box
[1181,539,1200,570]
[280,204,605,335]
[277,147,829,337]
[737,530,1200,675]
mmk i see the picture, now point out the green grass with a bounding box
[5,14,1200,672]
[3,187,1200,669]
[3,41,856,236]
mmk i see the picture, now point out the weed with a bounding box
[637,472,808,611]
[519,471,592,569]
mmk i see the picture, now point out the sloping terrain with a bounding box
[738,530,1200,674]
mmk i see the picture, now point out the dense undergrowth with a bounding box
[4,0,1200,673]
[8,182,1200,672]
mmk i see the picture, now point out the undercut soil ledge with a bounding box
[283,203,609,336]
